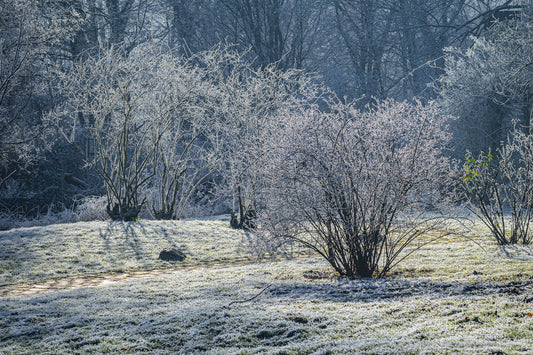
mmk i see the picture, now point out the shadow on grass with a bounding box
[267,275,533,304]
[1,269,533,353]
[148,223,184,251]
[96,222,116,266]
[96,221,145,261]
[97,221,184,263]
[498,244,533,261]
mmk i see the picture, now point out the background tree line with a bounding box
[0,0,530,225]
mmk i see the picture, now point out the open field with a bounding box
[1,216,532,354]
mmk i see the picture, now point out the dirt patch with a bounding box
[0,255,313,299]
[0,269,178,298]
[0,261,260,298]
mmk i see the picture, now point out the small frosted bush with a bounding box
[73,195,109,222]
[457,125,533,245]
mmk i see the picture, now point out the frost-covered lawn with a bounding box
[0,216,261,286]
[1,217,532,354]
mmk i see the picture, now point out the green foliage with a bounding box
[458,129,533,245]
[462,151,493,188]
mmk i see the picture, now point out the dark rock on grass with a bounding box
[159,249,186,262]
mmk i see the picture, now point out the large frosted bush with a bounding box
[260,99,453,278]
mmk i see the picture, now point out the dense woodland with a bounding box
[0,0,532,230]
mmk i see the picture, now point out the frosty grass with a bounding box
[1,216,532,354]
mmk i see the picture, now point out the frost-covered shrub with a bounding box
[49,45,217,221]
[0,196,109,230]
[204,47,320,229]
[260,99,453,278]
[457,126,533,245]
[438,7,533,158]
[0,211,22,230]
[48,44,317,223]
[0,203,76,230]
[73,195,109,222]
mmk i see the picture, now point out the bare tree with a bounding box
[331,0,390,101]
[66,0,162,59]
[162,0,223,54]
[184,0,323,69]
[322,0,475,102]
[438,4,533,158]
[455,0,524,42]
[260,99,453,278]
[0,0,82,185]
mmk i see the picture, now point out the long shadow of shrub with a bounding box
[268,277,533,304]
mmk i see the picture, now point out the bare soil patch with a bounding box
[0,260,261,298]
[0,255,312,298]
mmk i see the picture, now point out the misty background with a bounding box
[0,0,530,226]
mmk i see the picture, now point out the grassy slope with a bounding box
[0,217,532,354]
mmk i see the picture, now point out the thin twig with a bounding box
[221,284,272,310]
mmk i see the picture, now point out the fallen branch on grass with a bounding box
[221,284,272,309]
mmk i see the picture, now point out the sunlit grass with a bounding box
[0,217,532,353]
[0,215,255,286]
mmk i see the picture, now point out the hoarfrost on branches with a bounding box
[260,98,454,278]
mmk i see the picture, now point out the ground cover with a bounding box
[0,217,532,354]
[0,216,260,286]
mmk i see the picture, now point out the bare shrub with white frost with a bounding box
[203,47,320,229]
[140,49,216,220]
[438,7,533,158]
[48,45,216,221]
[72,195,109,222]
[457,125,533,245]
[48,44,319,222]
[260,99,453,278]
